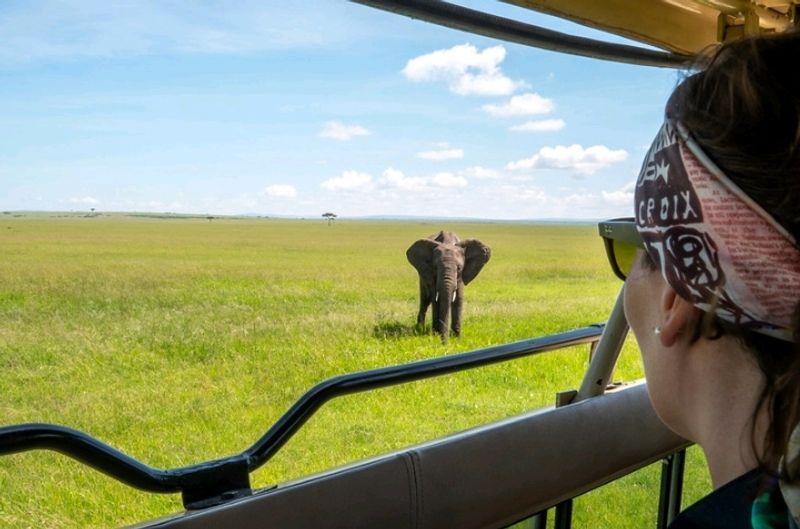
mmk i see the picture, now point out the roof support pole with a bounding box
[576,288,628,401]
[350,0,691,68]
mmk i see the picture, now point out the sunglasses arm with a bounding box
[575,288,629,401]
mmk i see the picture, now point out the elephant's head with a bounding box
[406,237,491,343]
[430,230,460,245]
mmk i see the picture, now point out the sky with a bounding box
[0,1,682,220]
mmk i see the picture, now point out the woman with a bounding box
[600,31,800,528]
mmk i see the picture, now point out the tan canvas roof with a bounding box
[505,0,798,55]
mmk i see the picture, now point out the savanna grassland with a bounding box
[0,214,709,529]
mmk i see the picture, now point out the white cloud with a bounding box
[510,119,566,133]
[601,190,633,207]
[68,196,99,205]
[380,168,427,191]
[457,182,637,219]
[600,180,636,206]
[381,167,404,184]
[432,172,468,188]
[321,170,373,192]
[264,184,297,198]
[379,168,467,191]
[506,145,628,176]
[319,121,370,141]
[402,44,524,96]
[461,166,499,179]
[482,93,554,117]
[416,148,464,161]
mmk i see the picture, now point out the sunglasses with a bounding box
[598,218,645,281]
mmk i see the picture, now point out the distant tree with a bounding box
[322,212,337,226]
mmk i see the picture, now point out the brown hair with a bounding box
[668,30,800,480]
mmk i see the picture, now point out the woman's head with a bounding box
[618,29,800,477]
[666,31,800,477]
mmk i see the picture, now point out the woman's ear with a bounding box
[659,286,698,348]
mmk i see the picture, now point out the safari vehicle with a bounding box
[1,1,797,528]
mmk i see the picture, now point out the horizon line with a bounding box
[2,209,601,224]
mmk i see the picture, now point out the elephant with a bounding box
[406,231,491,343]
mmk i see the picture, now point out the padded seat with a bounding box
[131,382,687,529]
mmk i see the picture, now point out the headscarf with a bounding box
[634,118,800,342]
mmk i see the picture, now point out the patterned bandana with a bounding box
[634,118,800,341]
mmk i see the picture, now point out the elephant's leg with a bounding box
[417,281,431,330]
[416,300,428,328]
[451,284,464,337]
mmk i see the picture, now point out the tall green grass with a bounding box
[0,214,710,528]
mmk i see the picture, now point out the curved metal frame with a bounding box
[0,325,603,509]
[350,0,693,68]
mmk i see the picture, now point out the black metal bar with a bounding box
[657,455,670,529]
[531,510,548,529]
[0,325,603,508]
[0,424,182,493]
[554,499,573,529]
[243,325,604,469]
[350,0,692,68]
[667,450,686,524]
[656,450,686,529]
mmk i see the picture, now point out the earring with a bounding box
[653,326,662,336]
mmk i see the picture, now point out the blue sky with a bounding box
[0,1,681,220]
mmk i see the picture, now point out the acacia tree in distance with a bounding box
[322,212,337,226]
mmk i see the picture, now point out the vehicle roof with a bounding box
[505,0,798,55]
[356,1,798,67]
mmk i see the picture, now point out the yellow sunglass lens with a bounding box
[613,240,638,278]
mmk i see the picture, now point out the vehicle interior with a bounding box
[1,1,797,528]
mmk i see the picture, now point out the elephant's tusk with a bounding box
[452,291,457,303]
[435,292,439,302]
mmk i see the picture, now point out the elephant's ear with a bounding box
[407,239,438,277]
[459,239,491,285]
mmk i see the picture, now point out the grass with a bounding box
[0,214,711,528]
